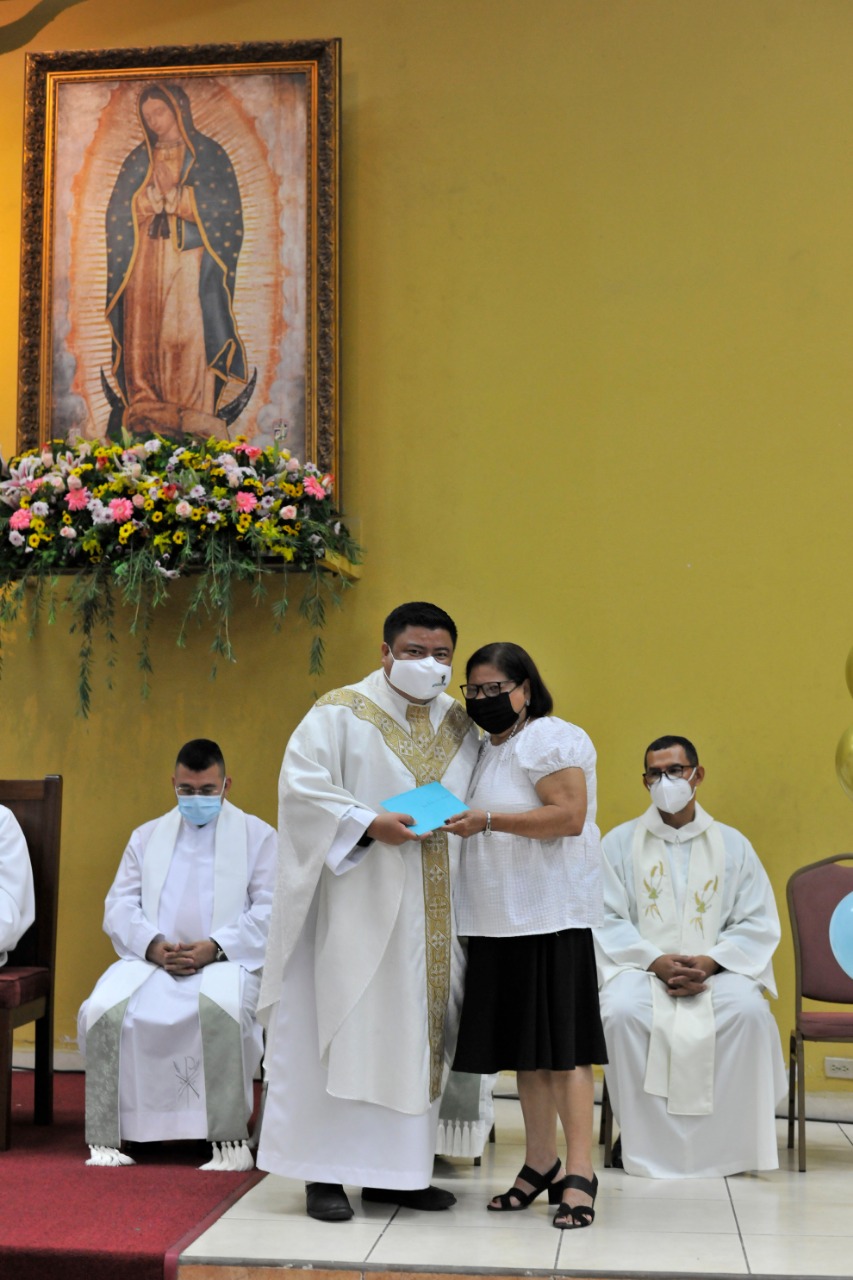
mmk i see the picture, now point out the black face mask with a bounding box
[465,692,520,734]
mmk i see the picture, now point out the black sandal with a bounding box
[487,1158,563,1211]
[552,1172,598,1229]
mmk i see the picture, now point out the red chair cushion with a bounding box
[0,966,50,1009]
[798,1009,853,1039]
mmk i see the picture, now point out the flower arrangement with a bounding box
[0,435,361,714]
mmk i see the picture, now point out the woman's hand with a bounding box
[444,809,488,838]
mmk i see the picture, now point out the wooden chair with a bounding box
[786,853,853,1171]
[0,776,63,1149]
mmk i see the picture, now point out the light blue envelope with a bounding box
[380,780,469,835]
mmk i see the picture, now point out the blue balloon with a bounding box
[829,892,853,980]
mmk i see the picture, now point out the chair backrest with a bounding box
[0,776,62,971]
[787,854,853,1005]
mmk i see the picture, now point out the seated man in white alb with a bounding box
[594,734,786,1179]
[0,803,35,967]
[78,739,277,1169]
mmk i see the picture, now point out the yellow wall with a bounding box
[2,0,853,1093]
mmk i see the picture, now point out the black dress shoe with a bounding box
[362,1185,456,1211]
[306,1182,354,1221]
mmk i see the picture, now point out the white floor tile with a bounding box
[367,1221,561,1269]
[743,1231,853,1276]
[555,1226,749,1273]
[180,1216,384,1263]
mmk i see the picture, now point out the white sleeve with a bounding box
[0,807,35,962]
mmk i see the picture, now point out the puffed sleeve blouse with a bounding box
[453,716,603,937]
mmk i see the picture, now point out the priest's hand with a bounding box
[366,811,421,845]
[146,939,218,974]
[164,940,219,974]
[648,953,711,996]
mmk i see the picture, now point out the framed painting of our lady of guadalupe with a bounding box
[17,40,340,474]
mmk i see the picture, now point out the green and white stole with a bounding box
[631,820,726,1115]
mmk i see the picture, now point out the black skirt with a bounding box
[452,929,608,1073]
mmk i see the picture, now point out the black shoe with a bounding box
[306,1181,354,1221]
[611,1135,623,1169]
[362,1184,456,1211]
[552,1173,598,1230]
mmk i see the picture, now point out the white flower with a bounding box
[8,530,25,547]
[143,438,162,454]
[190,485,206,500]
[175,500,193,519]
[154,560,180,579]
[31,502,50,517]
[206,512,221,525]
[259,495,276,511]
[60,526,77,539]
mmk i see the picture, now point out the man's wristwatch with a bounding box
[211,939,227,962]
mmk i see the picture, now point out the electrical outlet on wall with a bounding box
[824,1057,853,1078]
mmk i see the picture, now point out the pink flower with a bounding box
[65,487,90,511]
[60,526,77,539]
[175,500,193,519]
[236,444,263,461]
[109,498,134,523]
[132,493,146,508]
[67,475,83,491]
[304,476,326,500]
[9,509,32,530]
[279,504,298,520]
[286,457,300,473]
[235,491,258,513]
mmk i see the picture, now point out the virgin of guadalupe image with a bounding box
[102,82,255,441]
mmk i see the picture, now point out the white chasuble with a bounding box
[79,802,277,1147]
[257,668,480,1188]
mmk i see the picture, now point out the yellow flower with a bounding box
[143,499,154,511]
[62,512,72,525]
[152,511,164,523]
[28,533,40,548]
[172,529,186,545]
[190,508,203,521]
[30,517,45,533]
[153,532,171,550]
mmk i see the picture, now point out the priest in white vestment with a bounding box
[0,804,35,967]
[78,739,277,1168]
[594,734,786,1179]
[257,601,481,1221]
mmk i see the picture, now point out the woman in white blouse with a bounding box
[444,642,605,1230]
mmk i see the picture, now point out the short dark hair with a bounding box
[175,738,226,774]
[383,601,458,648]
[465,642,554,720]
[644,735,699,770]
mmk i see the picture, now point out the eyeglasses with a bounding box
[460,680,518,699]
[175,783,224,796]
[643,765,696,783]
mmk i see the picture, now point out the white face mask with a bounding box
[649,769,696,815]
[388,655,452,701]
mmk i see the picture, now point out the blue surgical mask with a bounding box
[176,789,224,827]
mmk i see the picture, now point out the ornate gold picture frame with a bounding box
[17,40,340,475]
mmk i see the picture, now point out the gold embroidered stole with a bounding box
[315,687,470,1100]
[631,822,727,1114]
